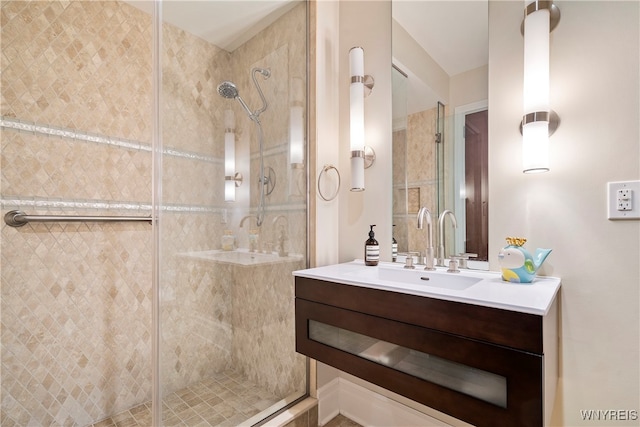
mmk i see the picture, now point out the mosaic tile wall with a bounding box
[392,107,438,257]
[1,0,307,425]
[158,1,308,401]
[1,1,154,425]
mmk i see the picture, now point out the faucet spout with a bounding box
[239,215,258,229]
[437,210,458,267]
[437,209,458,267]
[417,207,435,270]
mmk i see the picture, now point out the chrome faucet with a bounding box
[272,215,289,257]
[416,207,435,270]
[239,215,258,229]
[239,215,259,252]
[437,210,458,267]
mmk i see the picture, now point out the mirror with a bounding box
[392,1,489,267]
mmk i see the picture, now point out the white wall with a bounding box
[316,0,639,425]
[489,1,640,425]
[337,0,393,263]
[392,18,449,104]
[315,0,341,268]
[449,65,488,110]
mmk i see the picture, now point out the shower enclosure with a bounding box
[0,1,308,425]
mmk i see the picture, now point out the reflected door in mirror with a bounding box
[464,110,488,261]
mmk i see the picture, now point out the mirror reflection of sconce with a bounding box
[290,77,304,169]
[289,77,306,196]
[520,0,561,174]
[224,109,242,202]
[349,46,376,192]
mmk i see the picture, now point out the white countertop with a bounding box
[293,260,561,316]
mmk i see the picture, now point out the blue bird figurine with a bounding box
[498,237,551,283]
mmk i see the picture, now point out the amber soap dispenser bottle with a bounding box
[365,225,379,266]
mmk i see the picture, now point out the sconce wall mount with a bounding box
[520,1,561,34]
[225,172,243,187]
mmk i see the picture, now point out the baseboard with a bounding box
[318,377,453,427]
[317,377,340,425]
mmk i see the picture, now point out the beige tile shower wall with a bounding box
[163,254,234,383]
[229,3,307,257]
[1,130,151,202]
[231,259,307,398]
[1,1,153,425]
[224,4,308,395]
[405,108,438,255]
[1,1,152,141]
[157,1,307,399]
[2,3,307,427]
[392,128,409,254]
[158,18,233,395]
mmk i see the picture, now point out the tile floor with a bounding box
[89,369,281,427]
[323,414,362,427]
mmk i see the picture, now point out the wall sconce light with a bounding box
[224,109,242,202]
[289,77,304,169]
[289,77,306,197]
[349,46,376,191]
[521,0,560,174]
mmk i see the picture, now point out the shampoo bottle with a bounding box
[365,225,379,266]
[392,224,398,262]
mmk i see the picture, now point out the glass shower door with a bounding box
[157,1,308,425]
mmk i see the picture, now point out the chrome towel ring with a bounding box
[318,164,340,202]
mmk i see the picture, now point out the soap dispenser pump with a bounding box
[365,225,379,266]
[392,224,398,262]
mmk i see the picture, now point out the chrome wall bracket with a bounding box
[225,172,243,187]
[518,110,560,136]
[520,0,561,35]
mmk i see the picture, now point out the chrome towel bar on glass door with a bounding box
[4,210,152,227]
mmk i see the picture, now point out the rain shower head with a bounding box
[217,81,239,99]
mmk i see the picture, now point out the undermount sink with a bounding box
[345,265,483,291]
[378,266,483,290]
[179,249,302,266]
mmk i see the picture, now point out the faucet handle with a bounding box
[457,253,477,269]
[398,252,420,268]
[404,257,416,269]
[447,256,462,273]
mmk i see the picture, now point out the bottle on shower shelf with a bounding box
[221,230,235,251]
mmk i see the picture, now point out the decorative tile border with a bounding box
[0,197,306,214]
[0,196,152,212]
[0,116,220,164]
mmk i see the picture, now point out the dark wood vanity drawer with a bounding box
[295,276,544,354]
[296,297,544,427]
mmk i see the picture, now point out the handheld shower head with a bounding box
[217,81,238,99]
[218,80,253,119]
[218,67,270,121]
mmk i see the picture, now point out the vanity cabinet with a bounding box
[295,276,558,427]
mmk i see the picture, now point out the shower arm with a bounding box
[251,68,269,118]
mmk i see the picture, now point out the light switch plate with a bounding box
[608,181,640,220]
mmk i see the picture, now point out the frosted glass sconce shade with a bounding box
[350,46,365,191]
[224,109,242,201]
[289,77,304,167]
[521,0,560,174]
